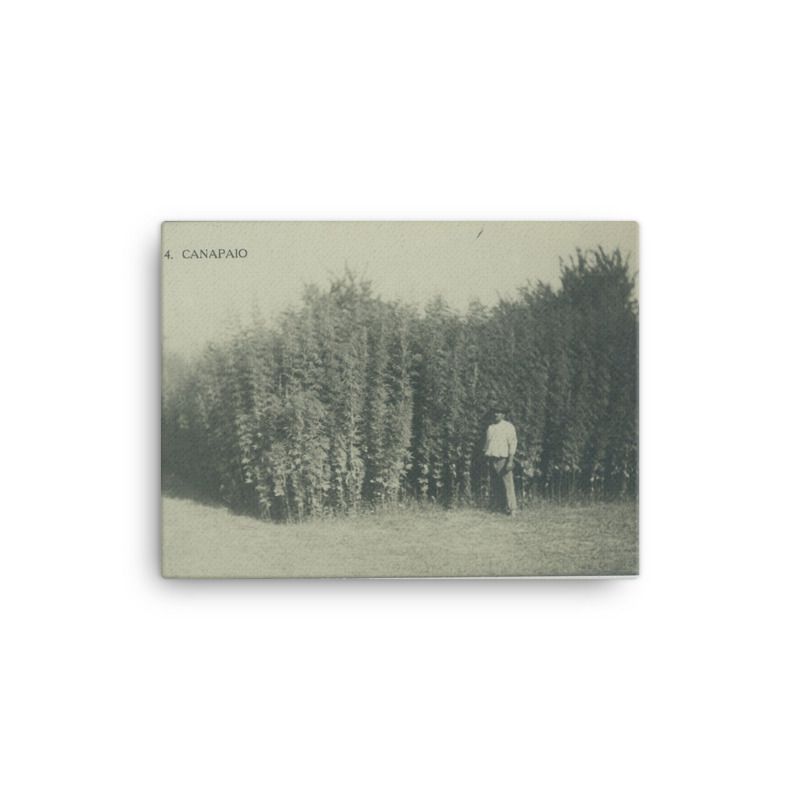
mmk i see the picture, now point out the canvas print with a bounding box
[161,221,638,577]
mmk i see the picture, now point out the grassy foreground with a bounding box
[162,496,637,578]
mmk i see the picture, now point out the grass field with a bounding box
[162,495,638,578]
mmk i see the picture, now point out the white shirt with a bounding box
[484,420,517,458]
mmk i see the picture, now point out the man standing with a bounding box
[484,406,518,516]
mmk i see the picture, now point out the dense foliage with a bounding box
[162,248,638,519]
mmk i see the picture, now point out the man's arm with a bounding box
[508,424,517,459]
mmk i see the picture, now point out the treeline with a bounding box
[162,248,638,519]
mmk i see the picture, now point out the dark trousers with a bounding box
[488,457,517,513]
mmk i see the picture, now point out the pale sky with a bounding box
[162,221,638,358]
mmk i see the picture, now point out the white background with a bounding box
[2,1,798,798]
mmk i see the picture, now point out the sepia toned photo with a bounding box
[161,221,638,577]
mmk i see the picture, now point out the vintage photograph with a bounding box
[161,221,638,577]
